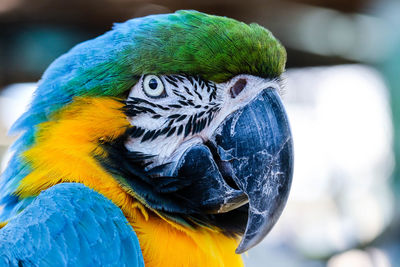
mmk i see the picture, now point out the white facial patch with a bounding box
[124,74,281,167]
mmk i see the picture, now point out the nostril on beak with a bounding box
[230,79,247,98]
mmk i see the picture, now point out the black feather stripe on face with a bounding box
[95,130,248,236]
[123,74,221,142]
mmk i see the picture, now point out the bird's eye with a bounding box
[142,75,166,98]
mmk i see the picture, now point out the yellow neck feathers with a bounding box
[17,97,243,267]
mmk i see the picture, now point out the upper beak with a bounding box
[171,87,294,253]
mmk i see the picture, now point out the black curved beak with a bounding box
[172,88,293,254]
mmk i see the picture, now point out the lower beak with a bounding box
[172,88,293,253]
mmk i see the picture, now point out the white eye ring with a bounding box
[142,75,165,98]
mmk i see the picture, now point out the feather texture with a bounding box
[0,183,144,267]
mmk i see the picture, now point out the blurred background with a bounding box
[0,0,399,266]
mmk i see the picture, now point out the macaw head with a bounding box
[2,10,293,253]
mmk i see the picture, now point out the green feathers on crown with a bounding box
[64,10,286,98]
[128,10,287,83]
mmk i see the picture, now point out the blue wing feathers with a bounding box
[0,183,144,267]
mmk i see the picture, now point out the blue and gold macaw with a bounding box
[0,10,293,266]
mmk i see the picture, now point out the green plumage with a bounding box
[127,10,286,82]
[64,10,286,98]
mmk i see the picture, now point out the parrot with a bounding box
[0,10,293,267]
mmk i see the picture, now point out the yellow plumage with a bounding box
[17,97,243,267]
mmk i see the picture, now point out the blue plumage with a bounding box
[0,183,144,266]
